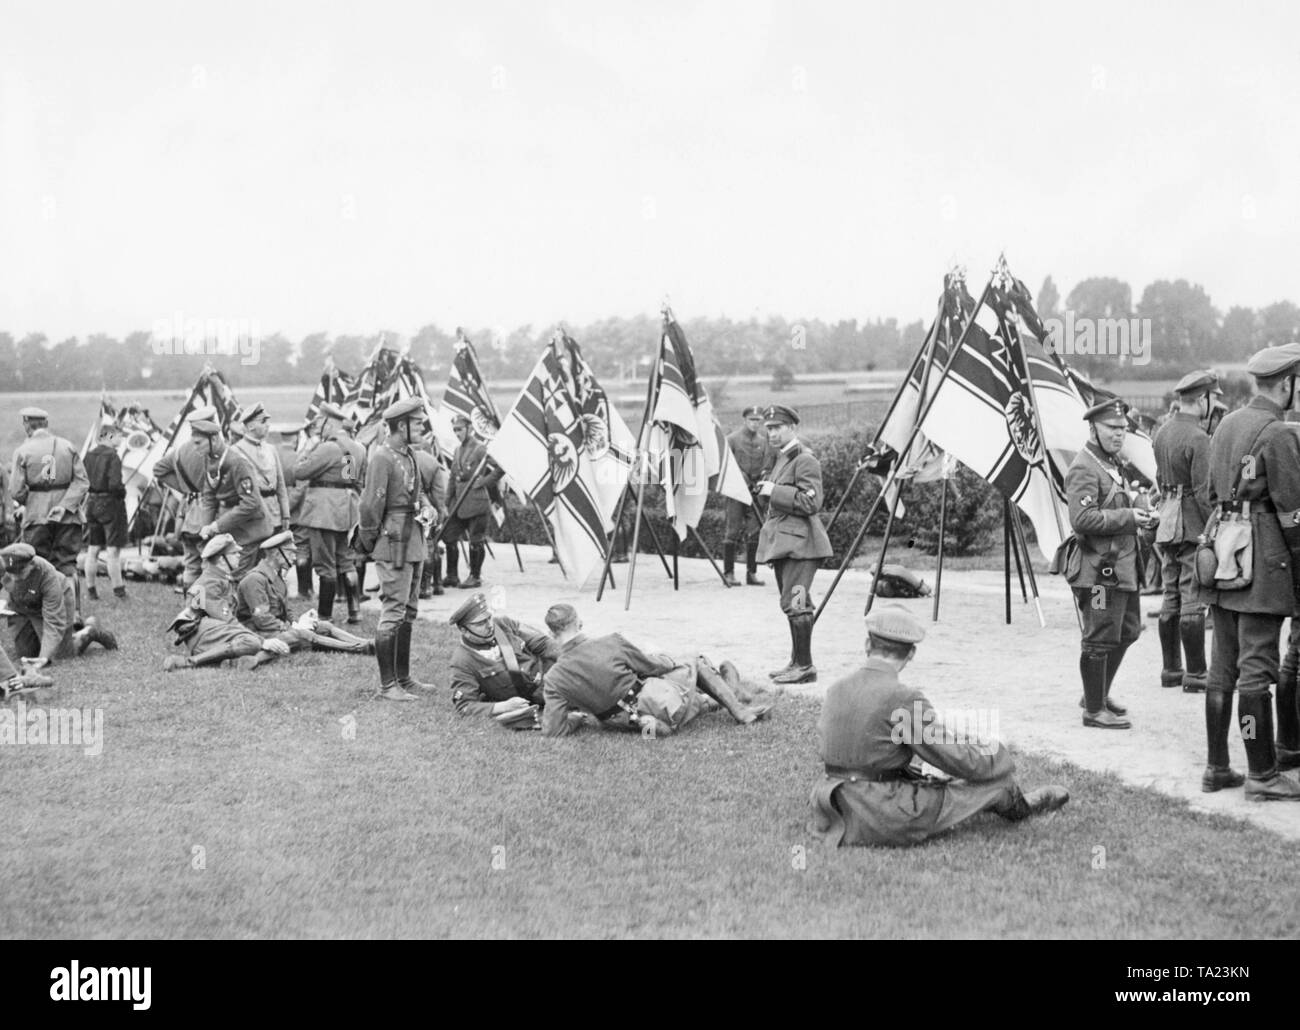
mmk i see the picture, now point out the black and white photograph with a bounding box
[2,0,1298,968]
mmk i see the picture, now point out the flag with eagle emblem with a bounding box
[79,393,168,526]
[488,337,635,584]
[434,331,499,460]
[647,316,753,540]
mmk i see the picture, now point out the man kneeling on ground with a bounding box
[539,603,771,738]
[1,543,117,674]
[809,605,1069,847]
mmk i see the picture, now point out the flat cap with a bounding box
[18,406,49,420]
[200,533,239,560]
[383,396,424,422]
[448,593,491,628]
[865,604,926,644]
[187,405,218,424]
[318,402,346,421]
[1173,369,1220,397]
[0,542,37,568]
[1082,397,1129,422]
[237,403,267,424]
[451,412,471,427]
[188,419,221,436]
[167,607,200,633]
[742,405,764,418]
[1246,345,1300,378]
[260,530,295,551]
[763,404,799,426]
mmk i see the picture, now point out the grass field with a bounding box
[2,580,1297,939]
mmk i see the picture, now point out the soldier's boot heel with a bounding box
[1158,614,1183,686]
[394,622,431,692]
[317,577,337,620]
[745,543,764,585]
[1276,642,1300,768]
[1240,692,1300,801]
[1180,613,1208,692]
[722,544,739,587]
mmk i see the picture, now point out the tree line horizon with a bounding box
[3,275,1298,393]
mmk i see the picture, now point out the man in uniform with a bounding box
[1065,398,1153,729]
[539,603,770,737]
[358,397,437,701]
[154,406,220,592]
[723,406,777,586]
[196,414,274,582]
[10,406,90,621]
[162,534,290,672]
[0,542,117,670]
[414,423,449,600]
[441,414,502,589]
[294,403,367,622]
[232,403,291,535]
[275,419,315,603]
[447,592,558,727]
[1152,370,1216,692]
[83,422,130,601]
[0,458,13,548]
[233,531,374,668]
[755,404,833,685]
[808,605,1069,848]
[1203,345,1300,799]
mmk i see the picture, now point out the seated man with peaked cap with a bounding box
[447,592,558,727]
[1,542,117,669]
[539,603,771,738]
[809,605,1069,847]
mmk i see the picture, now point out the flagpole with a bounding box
[1009,502,1046,628]
[814,275,995,625]
[1010,500,1028,603]
[428,452,491,553]
[1003,499,1012,624]
[528,497,568,580]
[932,471,948,622]
[622,327,667,611]
[863,482,904,616]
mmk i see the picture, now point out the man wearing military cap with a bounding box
[413,421,449,600]
[755,404,833,684]
[10,406,90,620]
[154,406,222,591]
[1062,397,1151,729]
[809,606,1068,847]
[232,403,291,538]
[358,397,439,700]
[233,531,374,668]
[194,413,274,582]
[1201,346,1300,799]
[441,414,502,590]
[294,402,368,622]
[274,420,316,604]
[447,593,558,728]
[0,542,117,669]
[723,406,778,587]
[539,604,770,737]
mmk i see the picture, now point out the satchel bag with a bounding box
[1154,490,1184,545]
[1195,423,1271,591]
[1050,463,1120,581]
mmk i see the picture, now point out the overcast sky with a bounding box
[2,0,1297,342]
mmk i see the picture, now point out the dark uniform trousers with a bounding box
[1073,586,1142,654]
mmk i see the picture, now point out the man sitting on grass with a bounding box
[1,542,117,674]
[539,603,771,738]
[447,592,558,729]
[809,605,1069,847]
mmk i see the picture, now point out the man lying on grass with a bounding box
[538,603,772,737]
[809,605,1069,847]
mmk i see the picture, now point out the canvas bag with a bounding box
[1154,489,1184,545]
[1196,423,1270,591]
[1050,457,1120,582]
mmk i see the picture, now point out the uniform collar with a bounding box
[559,633,587,653]
[780,438,800,456]
[1249,395,1284,417]
[1173,412,1202,424]
[1084,440,1121,466]
[27,428,51,440]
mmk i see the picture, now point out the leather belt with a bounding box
[1158,485,1187,497]
[596,683,643,722]
[25,483,67,492]
[309,480,354,489]
[259,489,278,497]
[824,764,904,783]
[89,489,124,496]
[1221,500,1276,514]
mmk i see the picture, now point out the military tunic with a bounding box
[808,658,1019,847]
[1152,412,1211,615]
[359,438,427,634]
[540,633,677,737]
[755,439,833,614]
[10,428,89,574]
[444,439,502,557]
[2,554,77,660]
[450,615,558,717]
[234,437,291,531]
[200,447,273,580]
[294,429,367,580]
[154,438,210,586]
[723,426,776,545]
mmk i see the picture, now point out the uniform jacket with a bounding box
[1205,395,1300,615]
[725,427,778,491]
[234,438,290,529]
[540,633,676,737]
[234,562,292,635]
[0,462,11,543]
[448,438,502,519]
[154,439,210,535]
[279,444,308,522]
[808,657,1015,847]
[1152,412,1211,543]
[10,429,89,525]
[294,430,366,532]
[415,449,449,516]
[450,616,559,717]
[2,555,75,660]
[756,440,833,562]
[358,439,426,566]
[189,564,238,621]
[200,447,273,545]
[1065,441,1140,590]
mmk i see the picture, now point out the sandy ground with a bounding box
[376,543,1300,842]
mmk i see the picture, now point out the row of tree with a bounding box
[2,277,1298,392]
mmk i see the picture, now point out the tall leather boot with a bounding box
[418,564,434,600]
[696,660,768,724]
[375,630,413,701]
[162,643,248,671]
[1202,689,1245,792]
[317,577,337,620]
[1240,691,1300,800]
[462,544,485,588]
[343,572,362,624]
[295,563,314,600]
[394,621,431,692]
[772,613,816,684]
[1081,650,1128,728]
[1158,614,1183,687]
[1276,634,1300,769]
[443,546,461,588]
[745,543,764,586]
[722,544,739,587]
[768,620,797,680]
[1102,643,1130,716]
[428,550,444,596]
[1180,613,1208,693]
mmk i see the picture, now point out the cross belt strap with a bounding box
[824,764,905,783]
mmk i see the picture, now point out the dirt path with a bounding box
[388,543,1300,841]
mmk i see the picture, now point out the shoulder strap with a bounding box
[1229,421,1274,502]
[492,620,521,675]
[1080,448,1122,508]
